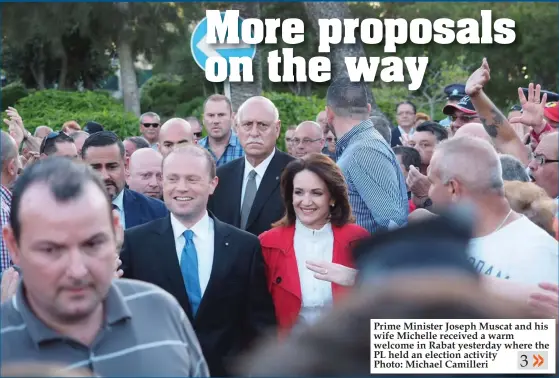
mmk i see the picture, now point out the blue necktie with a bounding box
[180,230,202,316]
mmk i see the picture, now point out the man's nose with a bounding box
[66,249,88,279]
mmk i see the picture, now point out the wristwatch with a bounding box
[418,197,433,209]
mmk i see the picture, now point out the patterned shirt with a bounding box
[336,119,409,234]
[1,185,13,273]
[198,131,244,167]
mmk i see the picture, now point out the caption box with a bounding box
[370,319,556,374]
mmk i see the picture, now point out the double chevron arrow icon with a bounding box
[533,354,544,367]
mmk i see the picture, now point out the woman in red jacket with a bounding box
[259,153,369,332]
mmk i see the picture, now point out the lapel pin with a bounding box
[225,242,229,246]
[276,176,279,180]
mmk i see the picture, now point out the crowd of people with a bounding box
[0,57,558,376]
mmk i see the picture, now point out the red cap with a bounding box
[544,102,559,123]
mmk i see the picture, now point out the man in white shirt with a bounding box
[208,96,295,236]
[120,145,276,376]
[427,136,558,285]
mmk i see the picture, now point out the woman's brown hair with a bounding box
[272,153,354,228]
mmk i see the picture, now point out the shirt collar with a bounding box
[170,211,211,242]
[336,119,373,156]
[398,125,414,136]
[14,280,132,346]
[244,148,276,180]
[112,189,125,211]
[295,218,332,237]
[199,131,239,148]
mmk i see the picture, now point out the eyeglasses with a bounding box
[194,132,202,138]
[142,123,159,128]
[532,154,559,166]
[326,137,337,143]
[292,137,322,146]
[451,115,477,122]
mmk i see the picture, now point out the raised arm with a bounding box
[465,59,530,165]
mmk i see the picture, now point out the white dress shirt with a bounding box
[170,211,214,295]
[240,148,276,209]
[293,218,334,326]
[112,189,126,230]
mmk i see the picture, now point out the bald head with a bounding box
[34,126,53,139]
[431,136,503,195]
[1,131,20,185]
[127,148,163,198]
[296,121,322,137]
[158,118,194,157]
[293,121,324,158]
[453,123,493,145]
[236,96,279,124]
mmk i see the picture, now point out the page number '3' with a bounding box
[520,354,528,367]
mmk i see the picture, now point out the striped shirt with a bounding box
[198,131,244,167]
[1,279,209,377]
[0,185,12,273]
[336,119,409,233]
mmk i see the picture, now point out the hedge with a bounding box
[1,81,29,111]
[6,89,138,138]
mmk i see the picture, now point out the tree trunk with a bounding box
[303,2,384,117]
[116,2,141,116]
[229,2,263,112]
[58,48,68,89]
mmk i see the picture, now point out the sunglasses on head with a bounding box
[142,123,159,128]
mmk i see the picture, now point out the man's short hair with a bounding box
[140,112,160,124]
[500,154,530,182]
[185,116,200,124]
[39,132,75,156]
[396,101,417,114]
[9,157,110,242]
[1,131,18,165]
[370,116,392,144]
[162,144,216,179]
[434,136,504,195]
[81,131,125,159]
[125,136,150,150]
[416,121,449,142]
[203,94,233,114]
[393,146,421,170]
[326,76,369,118]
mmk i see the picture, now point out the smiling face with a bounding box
[162,150,218,224]
[292,169,332,229]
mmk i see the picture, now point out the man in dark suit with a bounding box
[81,131,167,229]
[121,145,276,376]
[208,96,295,236]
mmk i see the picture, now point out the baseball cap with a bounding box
[443,84,466,101]
[543,102,558,123]
[521,88,559,103]
[443,95,477,116]
[83,121,104,134]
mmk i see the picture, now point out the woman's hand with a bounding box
[306,260,357,287]
[528,282,558,319]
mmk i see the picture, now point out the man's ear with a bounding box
[208,176,219,196]
[3,225,20,266]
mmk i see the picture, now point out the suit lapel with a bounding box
[123,189,142,228]
[245,152,283,230]
[196,214,232,318]
[228,159,245,228]
[154,215,193,317]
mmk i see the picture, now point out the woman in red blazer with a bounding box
[259,153,369,332]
